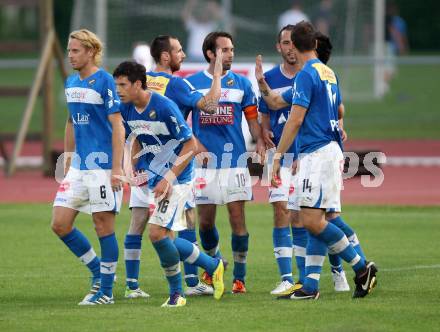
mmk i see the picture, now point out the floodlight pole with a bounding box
[374,0,386,98]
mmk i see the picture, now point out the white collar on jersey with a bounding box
[203,69,230,80]
[279,64,296,80]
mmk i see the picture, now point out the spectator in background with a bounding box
[384,1,409,83]
[132,42,154,72]
[312,0,334,36]
[386,1,409,55]
[182,0,222,60]
[278,0,309,31]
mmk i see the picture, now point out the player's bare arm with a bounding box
[247,118,266,164]
[271,104,307,187]
[109,112,125,192]
[153,136,197,199]
[197,48,223,114]
[64,115,75,176]
[338,103,348,142]
[255,55,289,110]
[260,113,275,149]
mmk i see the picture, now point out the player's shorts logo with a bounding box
[58,181,70,192]
[195,177,207,189]
[289,185,295,195]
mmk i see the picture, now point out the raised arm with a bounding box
[196,48,223,114]
[255,55,289,110]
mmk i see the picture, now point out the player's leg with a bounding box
[88,211,118,304]
[148,224,186,307]
[180,205,215,296]
[80,170,122,305]
[290,209,307,286]
[227,200,249,293]
[198,204,223,258]
[51,206,101,288]
[268,165,296,296]
[326,211,349,291]
[52,169,102,304]
[195,168,224,260]
[291,143,376,299]
[173,234,224,300]
[124,185,150,299]
[270,200,296,296]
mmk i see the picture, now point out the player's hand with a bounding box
[291,159,299,176]
[213,47,223,77]
[255,138,266,165]
[153,178,172,200]
[262,129,275,149]
[341,128,348,142]
[111,166,124,192]
[255,55,265,83]
[271,156,282,188]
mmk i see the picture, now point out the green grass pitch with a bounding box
[1,203,439,331]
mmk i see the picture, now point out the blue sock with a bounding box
[231,233,249,282]
[152,237,182,296]
[99,233,119,297]
[317,223,366,273]
[124,234,142,290]
[174,237,218,275]
[292,227,307,284]
[178,229,199,287]
[329,216,366,261]
[273,227,293,283]
[199,226,222,258]
[60,228,100,282]
[303,233,327,293]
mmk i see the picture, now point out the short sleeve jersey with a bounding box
[186,70,257,168]
[146,71,203,119]
[120,92,193,189]
[291,59,343,153]
[65,68,120,170]
[258,65,298,160]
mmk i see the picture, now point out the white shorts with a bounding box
[148,182,192,231]
[129,185,155,215]
[194,168,252,205]
[288,142,343,211]
[54,168,122,214]
[268,167,296,203]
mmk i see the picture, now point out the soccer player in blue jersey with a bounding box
[256,24,305,297]
[113,61,225,307]
[122,35,223,298]
[187,31,266,293]
[272,22,377,299]
[51,29,125,305]
[257,31,369,294]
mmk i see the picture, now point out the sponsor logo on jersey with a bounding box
[312,63,337,84]
[146,75,170,96]
[330,119,340,132]
[140,142,162,154]
[199,105,234,125]
[72,112,90,125]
